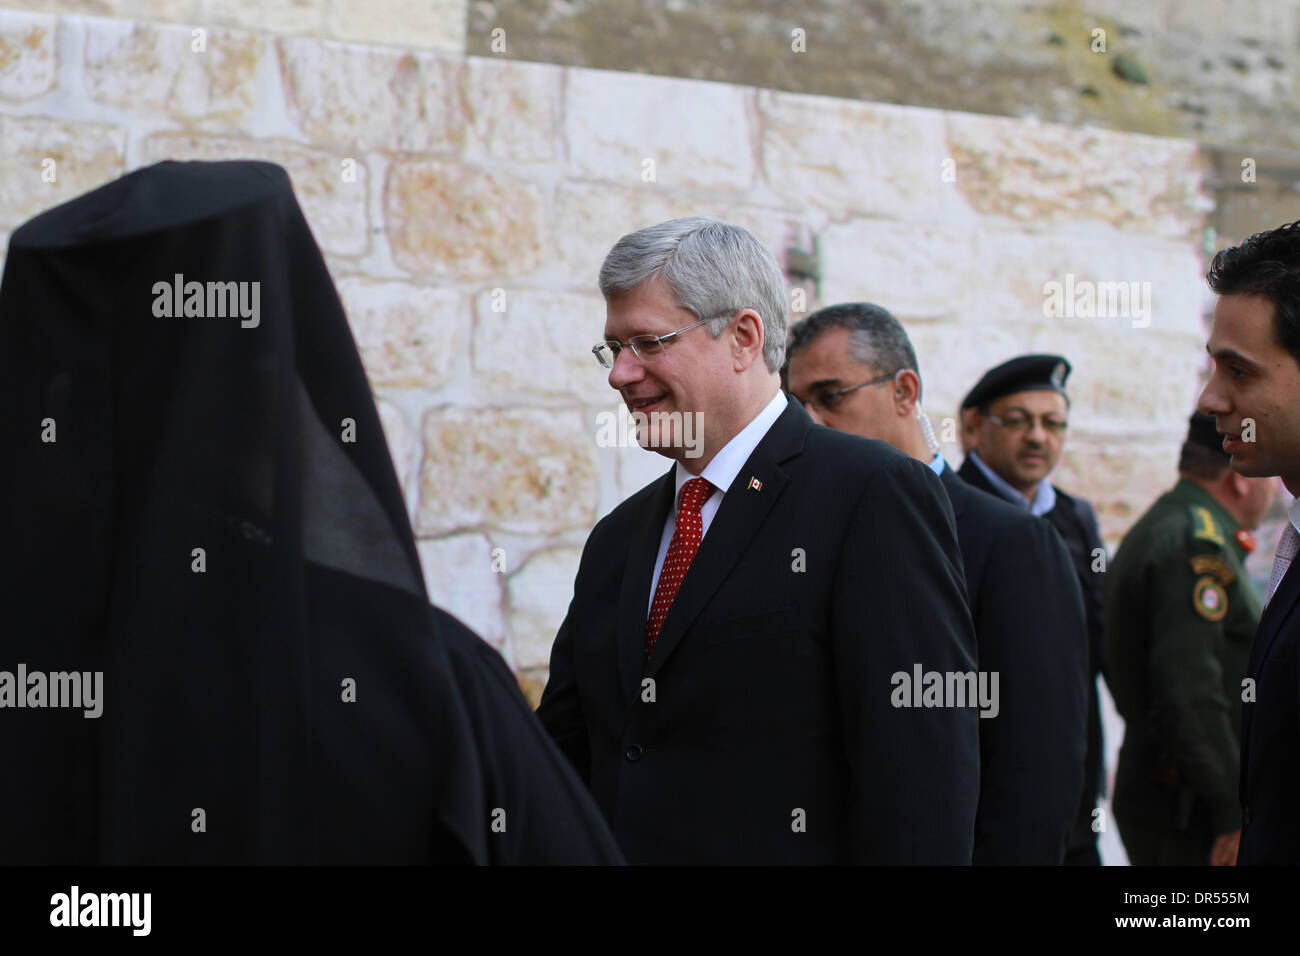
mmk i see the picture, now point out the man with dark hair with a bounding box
[958,355,1109,865]
[1105,412,1276,865]
[538,219,981,864]
[1199,219,1300,864]
[785,303,1089,864]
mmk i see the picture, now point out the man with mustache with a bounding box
[1198,220,1300,864]
[537,217,980,864]
[959,355,1109,865]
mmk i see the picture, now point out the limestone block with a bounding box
[462,55,559,164]
[946,111,1206,240]
[0,10,56,101]
[278,37,463,152]
[385,158,546,279]
[84,19,267,128]
[0,115,124,231]
[564,67,754,192]
[417,406,599,535]
[506,545,582,669]
[471,289,610,403]
[760,89,948,221]
[338,277,468,389]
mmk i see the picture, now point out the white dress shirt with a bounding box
[1265,495,1300,604]
[647,390,788,614]
[967,449,1057,516]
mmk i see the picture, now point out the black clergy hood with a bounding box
[0,160,621,865]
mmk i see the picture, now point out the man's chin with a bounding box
[634,421,677,453]
[633,406,705,460]
[1228,453,1268,478]
[642,444,685,462]
[1013,466,1049,488]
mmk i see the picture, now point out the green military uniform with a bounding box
[1105,478,1261,864]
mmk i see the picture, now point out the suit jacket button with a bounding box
[625,744,644,762]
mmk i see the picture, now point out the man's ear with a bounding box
[963,408,983,453]
[893,369,921,416]
[730,309,765,371]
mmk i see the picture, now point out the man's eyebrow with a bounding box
[602,326,659,341]
[995,406,1068,422]
[1207,345,1263,371]
[806,378,844,391]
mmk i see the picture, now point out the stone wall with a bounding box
[0,6,1218,701]
[467,0,1300,155]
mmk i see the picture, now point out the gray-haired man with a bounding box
[785,302,1089,864]
[537,218,980,864]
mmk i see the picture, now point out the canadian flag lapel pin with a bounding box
[747,476,763,492]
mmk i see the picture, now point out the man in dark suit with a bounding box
[785,302,1089,864]
[1198,219,1300,865]
[957,355,1109,865]
[537,217,980,864]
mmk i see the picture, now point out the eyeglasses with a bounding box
[799,371,898,413]
[987,412,1068,436]
[592,315,724,369]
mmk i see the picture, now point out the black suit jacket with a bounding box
[939,464,1089,864]
[537,396,981,864]
[1239,548,1300,864]
[958,457,1107,852]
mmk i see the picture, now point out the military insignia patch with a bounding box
[1190,554,1235,585]
[1190,506,1226,546]
[1193,575,1228,622]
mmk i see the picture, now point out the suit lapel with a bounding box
[616,469,674,705]
[1249,558,1300,676]
[939,463,967,518]
[957,456,998,499]
[1241,556,1300,788]
[644,396,809,679]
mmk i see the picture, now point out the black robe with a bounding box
[0,159,622,865]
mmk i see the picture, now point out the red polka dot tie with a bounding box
[646,477,716,661]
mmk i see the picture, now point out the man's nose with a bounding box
[1198,376,1229,418]
[608,347,643,390]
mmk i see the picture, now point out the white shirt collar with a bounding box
[968,449,1057,517]
[672,390,787,501]
[1288,495,1300,536]
[928,452,946,477]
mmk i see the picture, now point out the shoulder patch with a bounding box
[1190,554,1236,585]
[1190,505,1226,546]
[1193,575,1229,622]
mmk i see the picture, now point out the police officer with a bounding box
[1105,412,1277,865]
[959,354,1108,865]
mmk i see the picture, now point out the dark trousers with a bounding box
[1065,841,1101,866]
[1116,814,1213,866]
